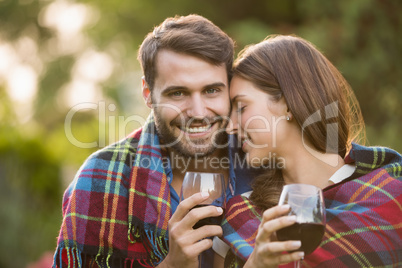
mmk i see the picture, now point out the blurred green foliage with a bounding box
[0,0,401,266]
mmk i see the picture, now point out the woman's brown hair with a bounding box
[233,35,365,210]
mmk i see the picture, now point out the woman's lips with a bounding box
[241,137,249,152]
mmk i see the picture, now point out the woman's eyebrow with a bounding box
[231,94,246,103]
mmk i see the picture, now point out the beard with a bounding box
[153,108,229,158]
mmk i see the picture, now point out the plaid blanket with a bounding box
[53,113,172,267]
[222,143,402,267]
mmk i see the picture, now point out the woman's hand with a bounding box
[158,192,224,268]
[244,205,304,268]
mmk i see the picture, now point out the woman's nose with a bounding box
[226,111,238,135]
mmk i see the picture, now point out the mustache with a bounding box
[170,115,226,127]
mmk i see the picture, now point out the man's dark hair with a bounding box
[138,14,234,90]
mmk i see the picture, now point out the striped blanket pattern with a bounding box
[54,113,171,267]
[222,143,402,267]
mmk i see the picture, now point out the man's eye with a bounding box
[170,91,183,97]
[205,88,219,94]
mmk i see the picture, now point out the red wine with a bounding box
[192,204,224,229]
[276,223,325,255]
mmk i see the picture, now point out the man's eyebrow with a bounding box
[202,82,227,90]
[161,86,188,94]
[161,82,227,94]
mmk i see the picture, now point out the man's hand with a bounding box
[158,192,224,268]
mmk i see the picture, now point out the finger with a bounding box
[257,215,297,242]
[172,224,222,252]
[276,251,305,265]
[190,224,223,242]
[260,205,291,225]
[182,238,214,259]
[263,240,302,255]
[170,192,210,223]
[255,242,304,266]
[181,205,224,229]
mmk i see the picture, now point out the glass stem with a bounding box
[198,252,203,268]
[294,258,303,268]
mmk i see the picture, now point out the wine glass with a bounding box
[180,172,226,267]
[276,184,326,268]
[180,172,226,228]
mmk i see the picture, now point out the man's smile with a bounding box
[180,124,213,134]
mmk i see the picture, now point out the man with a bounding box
[54,14,257,267]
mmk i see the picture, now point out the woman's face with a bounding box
[228,76,290,167]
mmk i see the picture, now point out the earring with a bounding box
[286,115,290,121]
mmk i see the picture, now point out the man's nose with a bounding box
[186,94,207,118]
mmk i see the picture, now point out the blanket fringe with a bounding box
[144,228,169,261]
[128,222,169,266]
[53,246,138,268]
[128,222,142,243]
[53,226,168,267]
[53,246,82,268]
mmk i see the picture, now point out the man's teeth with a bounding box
[182,125,212,133]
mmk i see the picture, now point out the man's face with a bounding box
[143,50,230,157]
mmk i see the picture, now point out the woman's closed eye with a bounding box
[237,105,246,113]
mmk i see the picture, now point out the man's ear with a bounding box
[142,77,152,108]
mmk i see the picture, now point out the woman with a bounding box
[213,35,402,267]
